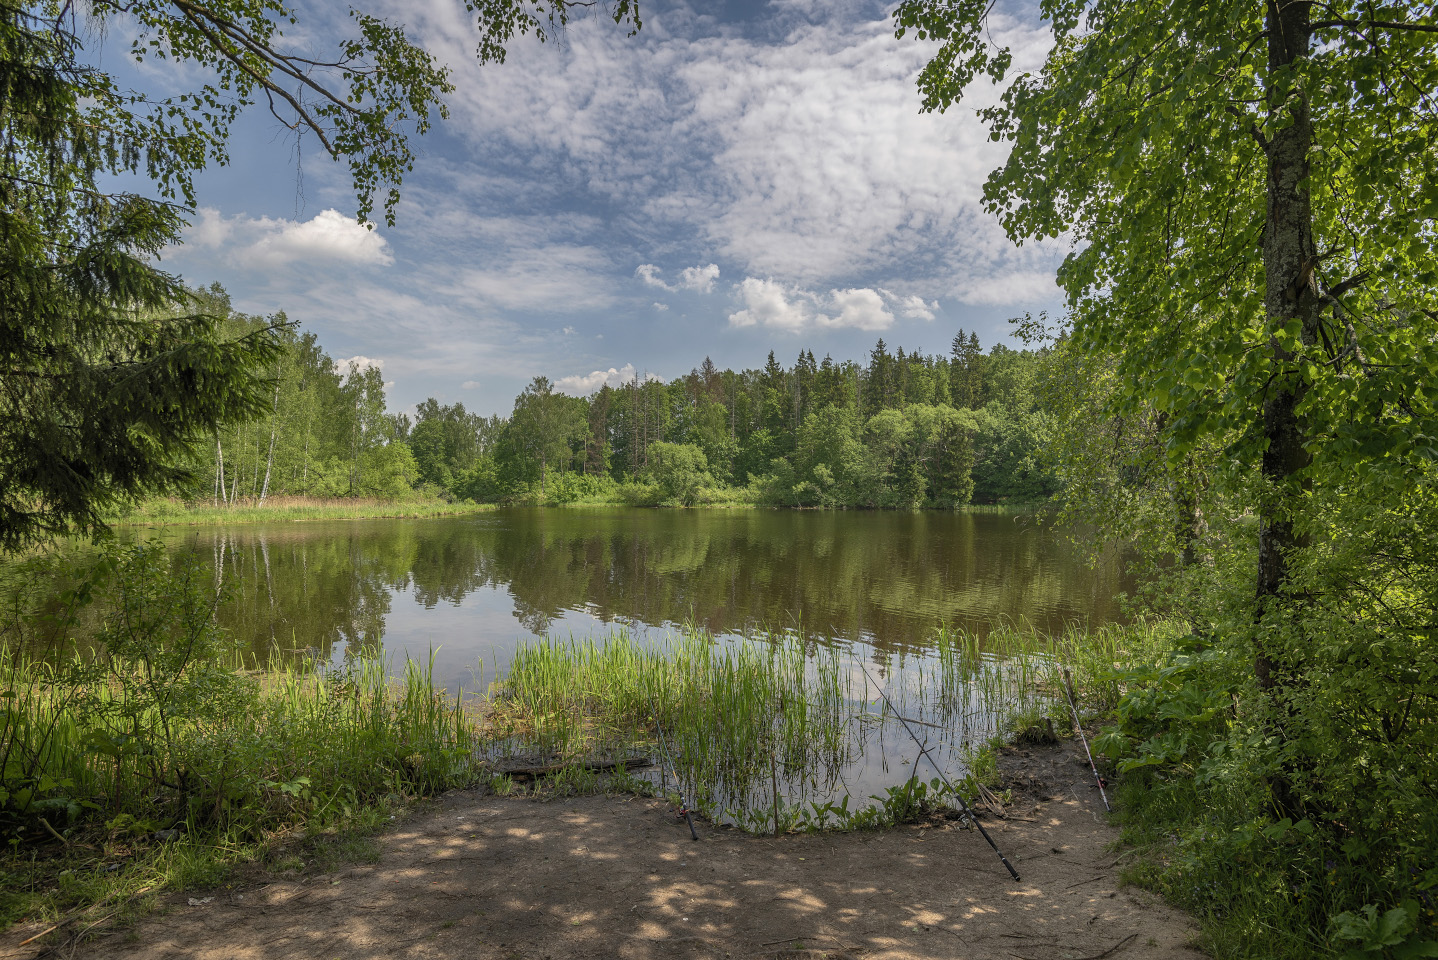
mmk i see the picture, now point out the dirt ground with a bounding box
[5,739,1204,960]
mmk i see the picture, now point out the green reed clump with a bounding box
[492,618,1180,831]
[492,626,855,819]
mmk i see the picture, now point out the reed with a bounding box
[489,619,1179,829]
[489,627,853,814]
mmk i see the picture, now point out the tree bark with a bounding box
[259,370,280,505]
[216,440,228,506]
[1258,0,1319,818]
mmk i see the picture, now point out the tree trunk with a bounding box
[301,422,311,494]
[1257,0,1319,818]
[259,371,280,505]
[216,440,228,506]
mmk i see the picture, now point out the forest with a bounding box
[190,284,1057,511]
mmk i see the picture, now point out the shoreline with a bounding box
[110,497,1041,527]
[0,737,1202,960]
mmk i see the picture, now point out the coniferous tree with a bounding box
[0,7,282,547]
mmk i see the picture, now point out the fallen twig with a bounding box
[1061,874,1109,890]
[1010,932,1138,960]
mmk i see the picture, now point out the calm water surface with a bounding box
[149,508,1127,695]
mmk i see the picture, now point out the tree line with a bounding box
[452,334,1055,507]
[185,292,1059,509]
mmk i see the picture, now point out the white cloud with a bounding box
[413,7,1057,285]
[461,380,482,390]
[829,288,894,331]
[880,289,939,321]
[957,270,1061,306]
[653,302,669,311]
[183,208,393,267]
[678,263,720,293]
[561,325,577,335]
[728,279,939,333]
[635,262,720,293]
[335,355,383,375]
[728,278,820,333]
[554,363,663,396]
[444,244,617,313]
[186,207,232,249]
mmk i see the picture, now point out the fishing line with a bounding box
[652,713,699,841]
[861,664,1022,882]
[1061,666,1110,813]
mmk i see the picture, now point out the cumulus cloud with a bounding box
[554,363,664,396]
[728,279,937,333]
[829,288,894,331]
[728,278,822,333]
[184,208,393,267]
[635,262,721,293]
[678,263,720,293]
[334,355,383,375]
[880,289,939,321]
[653,302,669,311]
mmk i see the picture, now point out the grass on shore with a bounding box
[0,647,484,940]
[109,496,495,526]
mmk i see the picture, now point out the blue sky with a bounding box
[128,0,1064,418]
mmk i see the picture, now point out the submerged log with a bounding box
[490,755,652,780]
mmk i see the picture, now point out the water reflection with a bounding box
[150,508,1126,693]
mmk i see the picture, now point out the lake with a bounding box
[146,507,1128,695]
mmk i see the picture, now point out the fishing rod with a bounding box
[651,715,699,841]
[1061,666,1110,813]
[863,667,1021,882]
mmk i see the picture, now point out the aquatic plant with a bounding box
[489,618,1177,829]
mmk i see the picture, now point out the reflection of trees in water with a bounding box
[490,510,1126,652]
[168,524,421,661]
[158,512,1128,659]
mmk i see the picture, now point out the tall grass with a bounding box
[109,496,494,527]
[0,648,482,843]
[0,640,484,934]
[490,628,852,816]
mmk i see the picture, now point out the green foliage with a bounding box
[469,336,1049,509]
[507,377,588,497]
[642,442,712,506]
[742,774,965,835]
[1100,618,1438,957]
[892,0,1438,951]
[0,11,283,549]
[408,399,501,492]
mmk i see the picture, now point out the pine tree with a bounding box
[0,7,282,547]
